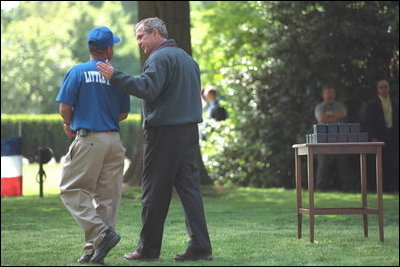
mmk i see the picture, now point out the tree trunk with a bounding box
[138,1,192,58]
[123,1,212,185]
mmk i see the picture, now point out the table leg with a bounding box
[360,153,368,237]
[295,149,302,239]
[376,147,384,242]
[307,152,315,243]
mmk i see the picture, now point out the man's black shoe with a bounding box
[174,250,213,261]
[123,251,159,261]
[90,230,121,264]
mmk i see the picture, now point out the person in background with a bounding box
[201,85,228,121]
[200,86,228,140]
[56,26,130,264]
[314,85,350,190]
[315,85,347,124]
[366,80,399,192]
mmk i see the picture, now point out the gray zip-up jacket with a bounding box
[110,39,203,127]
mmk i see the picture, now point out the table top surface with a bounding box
[292,142,385,148]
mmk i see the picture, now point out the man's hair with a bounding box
[207,88,217,97]
[204,85,217,97]
[88,41,108,55]
[377,80,389,87]
[322,84,335,92]
[136,17,168,38]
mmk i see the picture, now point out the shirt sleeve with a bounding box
[55,67,80,107]
[110,55,168,101]
[314,103,323,120]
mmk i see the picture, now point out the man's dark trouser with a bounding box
[381,128,399,192]
[316,155,356,191]
[135,123,212,258]
[367,128,399,193]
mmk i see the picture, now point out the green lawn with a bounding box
[1,181,398,266]
[21,162,130,196]
[21,162,63,196]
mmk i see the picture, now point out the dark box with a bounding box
[327,123,339,133]
[338,133,347,142]
[358,132,368,142]
[312,133,327,143]
[338,123,349,133]
[347,133,358,142]
[327,133,338,143]
[349,123,360,133]
[313,123,327,134]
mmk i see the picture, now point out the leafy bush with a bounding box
[195,1,399,188]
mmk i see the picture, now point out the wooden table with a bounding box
[292,142,384,243]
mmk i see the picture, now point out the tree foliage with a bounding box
[193,1,399,188]
[1,3,74,113]
[1,1,141,114]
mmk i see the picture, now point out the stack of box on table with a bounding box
[306,123,368,143]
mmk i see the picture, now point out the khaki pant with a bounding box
[60,131,125,254]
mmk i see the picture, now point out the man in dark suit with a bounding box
[366,80,399,192]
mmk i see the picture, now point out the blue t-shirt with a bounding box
[56,59,130,131]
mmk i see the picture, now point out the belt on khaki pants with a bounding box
[77,129,118,137]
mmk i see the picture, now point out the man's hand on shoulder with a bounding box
[97,60,114,80]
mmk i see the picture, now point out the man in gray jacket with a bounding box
[97,17,212,261]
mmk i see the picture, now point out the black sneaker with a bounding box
[90,230,121,264]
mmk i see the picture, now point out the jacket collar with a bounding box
[151,39,177,55]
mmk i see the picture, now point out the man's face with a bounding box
[202,93,211,102]
[323,88,336,102]
[377,81,390,98]
[135,25,158,55]
[205,92,217,102]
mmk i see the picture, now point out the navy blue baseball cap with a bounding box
[87,26,120,49]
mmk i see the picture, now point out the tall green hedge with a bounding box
[1,114,141,161]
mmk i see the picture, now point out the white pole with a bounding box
[18,121,22,137]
